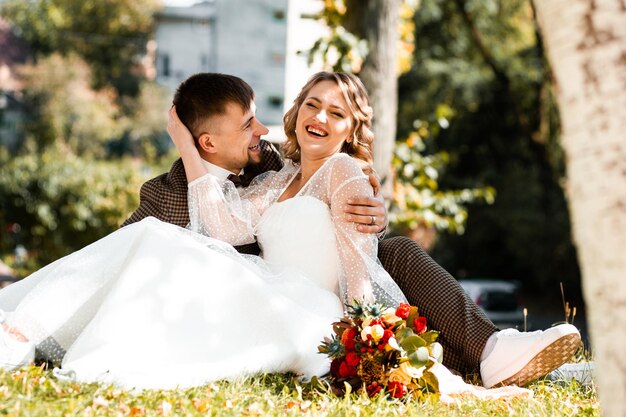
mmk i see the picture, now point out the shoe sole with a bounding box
[496,333,582,387]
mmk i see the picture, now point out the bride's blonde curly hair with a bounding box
[282,72,374,167]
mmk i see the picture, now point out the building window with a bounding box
[159,53,171,77]
[268,96,283,108]
[192,19,212,33]
[200,54,210,71]
[272,9,286,21]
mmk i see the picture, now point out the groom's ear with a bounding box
[198,133,217,154]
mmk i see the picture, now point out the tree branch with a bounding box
[452,0,509,86]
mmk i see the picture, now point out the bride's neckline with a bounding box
[275,168,316,203]
[276,153,346,203]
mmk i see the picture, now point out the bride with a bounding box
[0,72,408,389]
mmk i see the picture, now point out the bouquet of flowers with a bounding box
[318,300,442,398]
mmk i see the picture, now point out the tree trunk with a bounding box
[345,0,400,194]
[534,1,626,415]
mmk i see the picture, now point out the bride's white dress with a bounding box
[0,153,406,389]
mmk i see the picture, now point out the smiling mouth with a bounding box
[248,144,260,151]
[306,126,328,137]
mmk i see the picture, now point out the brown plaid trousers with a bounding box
[122,140,498,374]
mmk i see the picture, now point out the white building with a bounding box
[153,0,327,139]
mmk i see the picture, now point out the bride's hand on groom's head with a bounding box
[167,106,195,151]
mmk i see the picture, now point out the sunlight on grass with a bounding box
[0,365,599,416]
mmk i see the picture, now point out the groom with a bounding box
[122,72,581,388]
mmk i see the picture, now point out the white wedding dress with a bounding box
[0,153,406,389]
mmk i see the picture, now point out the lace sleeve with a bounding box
[328,156,408,307]
[187,173,271,246]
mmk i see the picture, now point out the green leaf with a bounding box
[395,327,414,344]
[408,346,429,368]
[401,335,427,352]
[419,370,440,393]
[420,331,439,344]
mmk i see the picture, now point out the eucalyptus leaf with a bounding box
[401,335,427,352]
[408,346,429,368]
[395,327,414,343]
[421,330,439,344]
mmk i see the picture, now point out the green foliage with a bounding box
[110,81,171,161]
[308,26,368,73]
[309,0,419,74]
[307,1,368,72]
[0,147,145,272]
[0,9,171,273]
[398,0,579,297]
[15,53,169,160]
[390,104,495,235]
[0,0,161,95]
[18,53,123,156]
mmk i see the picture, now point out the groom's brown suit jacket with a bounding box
[121,140,283,254]
[121,140,498,375]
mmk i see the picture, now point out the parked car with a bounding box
[458,279,525,329]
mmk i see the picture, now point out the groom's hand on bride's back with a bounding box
[344,173,388,235]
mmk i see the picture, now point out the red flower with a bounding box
[338,361,357,378]
[395,303,411,319]
[342,328,358,351]
[346,351,361,367]
[414,316,427,334]
[366,382,383,397]
[382,329,394,342]
[387,381,408,398]
[330,358,342,377]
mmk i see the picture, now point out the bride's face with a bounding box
[295,80,354,162]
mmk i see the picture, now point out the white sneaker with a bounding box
[480,324,581,388]
[0,310,35,371]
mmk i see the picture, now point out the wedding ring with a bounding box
[369,215,376,226]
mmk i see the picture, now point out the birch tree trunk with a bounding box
[534,1,626,415]
[345,0,400,193]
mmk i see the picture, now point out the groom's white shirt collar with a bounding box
[202,160,244,182]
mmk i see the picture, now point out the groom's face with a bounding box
[208,100,269,173]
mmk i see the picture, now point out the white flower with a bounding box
[370,325,385,342]
[361,326,372,341]
[385,337,400,351]
[361,324,385,343]
[399,361,424,379]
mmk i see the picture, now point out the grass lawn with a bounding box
[0,366,598,416]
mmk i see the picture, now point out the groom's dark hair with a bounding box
[173,73,255,141]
